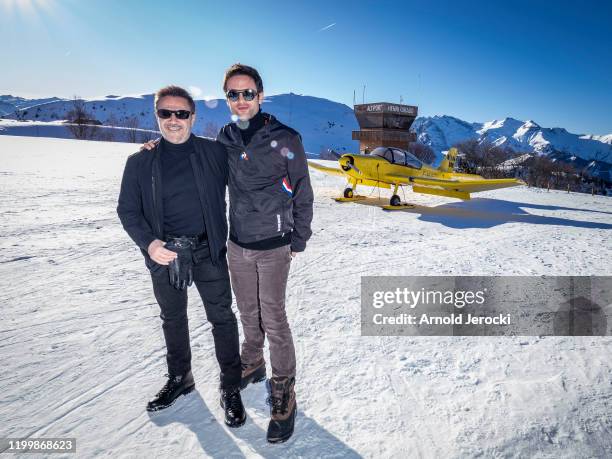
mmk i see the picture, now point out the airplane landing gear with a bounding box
[389,183,402,206]
[335,182,366,202]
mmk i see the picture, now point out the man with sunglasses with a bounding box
[117,85,246,427]
[217,63,314,443]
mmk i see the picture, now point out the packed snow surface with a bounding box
[1,136,611,458]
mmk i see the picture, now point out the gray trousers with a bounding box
[227,240,296,378]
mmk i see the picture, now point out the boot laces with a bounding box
[224,388,242,413]
[157,373,179,397]
[267,385,289,414]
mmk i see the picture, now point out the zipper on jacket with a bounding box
[151,160,163,238]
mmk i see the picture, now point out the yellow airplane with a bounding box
[308,146,524,209]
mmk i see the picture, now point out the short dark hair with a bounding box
[154,85,196,113]
[223,63,264,94]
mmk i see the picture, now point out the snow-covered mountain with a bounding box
[0,95,64,113]
[582,134,612,145]
[411,116,481,156]
[412,115,612,163]
[1,94,611,163]
[0,101,16,116]
[0,93,359,154]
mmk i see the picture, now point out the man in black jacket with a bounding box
[117,85,245,427]
[217,64,314,443]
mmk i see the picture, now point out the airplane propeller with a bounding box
[340,156,361,174]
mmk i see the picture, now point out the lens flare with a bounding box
[204,98,218,109]
[188,86,202,98]
[1,0,56,19]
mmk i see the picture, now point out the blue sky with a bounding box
[1,0,611,135]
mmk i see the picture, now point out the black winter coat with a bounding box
[117,136,229,271]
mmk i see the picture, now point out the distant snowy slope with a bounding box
[477,117,526,151]
[0,101,15,116]
[0,119,159,143]
[262,94,358,154]
[2,94,359,153]
[0,95,64,110]
[2,93,611,162]
[582,133,612,145]
[3,94,164,125]
[411,115,481,161]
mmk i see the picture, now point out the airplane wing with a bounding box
[307,160,347,177]
[385,173,523,199]
[411,177,523,192]
[386,173,523,192]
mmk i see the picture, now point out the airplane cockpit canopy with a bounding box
[370,147,422,169]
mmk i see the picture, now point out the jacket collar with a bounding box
[218,112,277,149]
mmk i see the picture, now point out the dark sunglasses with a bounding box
[226,89,258,102]
[156,109,192,120]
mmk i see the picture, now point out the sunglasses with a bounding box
[226,89,258,102]
[156,109,192,120]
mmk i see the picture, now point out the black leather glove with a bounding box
[165,237,195,290]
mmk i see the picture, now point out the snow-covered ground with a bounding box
[1,136,611,458]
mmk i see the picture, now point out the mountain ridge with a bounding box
[1,94,610,162]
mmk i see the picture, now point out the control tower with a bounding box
[352,102,418,153]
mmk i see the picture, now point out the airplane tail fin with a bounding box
[438,147,458,172]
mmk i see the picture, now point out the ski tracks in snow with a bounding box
[2,138,612,457]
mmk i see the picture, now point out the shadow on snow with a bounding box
[148,385,360,458]
[348,196,612,230]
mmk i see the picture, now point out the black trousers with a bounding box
[150,243,241,390]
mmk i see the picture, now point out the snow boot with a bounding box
[266,376,296,443]
[240,359,267,390]
[220,387,247,428]
[146,370,195,412]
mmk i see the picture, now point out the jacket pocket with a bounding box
[146,260,165,275]
[143,250,164,274]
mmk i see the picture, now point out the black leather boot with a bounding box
[220,387,247,427]
[146,370,195,412]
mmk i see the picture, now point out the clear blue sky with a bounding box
[1,0,611,135]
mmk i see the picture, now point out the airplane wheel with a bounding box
[344,188,354,198]
[390,195,401,206]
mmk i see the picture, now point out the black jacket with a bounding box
[217,113,314,252]
[117,136,229,271]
